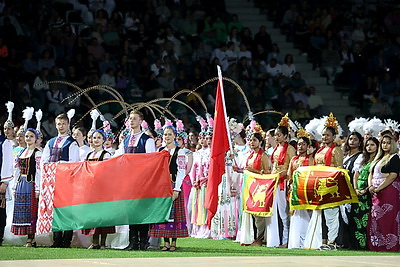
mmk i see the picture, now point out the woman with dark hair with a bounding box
[348,137,378,250]
[367,134,400,251]
[11,128,42,247]
[337,131,364,247]
[82,130,113,249]
[287,128,314,249]
[266,115,296,248]
[149,124,189,252]
[305,113,344,250]
[244,128,271,246]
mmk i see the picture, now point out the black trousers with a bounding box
[0,207,6,242]
[53,230,73,246]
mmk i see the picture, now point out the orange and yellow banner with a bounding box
[290,166,358,210]
[242,170,279,217]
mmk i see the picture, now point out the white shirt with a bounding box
[114,131,156,156]
[40,134,80,168]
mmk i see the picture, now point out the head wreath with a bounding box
[154,119,163,137]
[278,113,290,130]
[102,120,115,143]
[324,112,339,135]
[196,115,208,136]
[296,126,311,145]
[175,119,188,143]
[228,117,244,140]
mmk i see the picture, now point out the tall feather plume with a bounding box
[90,109,100,131]
[22,107,35,131]
[35,109,43,132]
[5,101,14,124]
[67,109,75,123]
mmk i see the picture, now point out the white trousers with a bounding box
[265,187,289,247]
[288,209,311,249]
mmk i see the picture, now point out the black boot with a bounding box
[139,225,149,250]
[123,227,139,250]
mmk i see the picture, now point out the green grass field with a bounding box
[0,238,395,260]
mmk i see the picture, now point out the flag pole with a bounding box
[217,66,233,153]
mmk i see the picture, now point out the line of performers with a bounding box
[1,100,400,252]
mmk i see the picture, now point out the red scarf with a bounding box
[247,148,264,171]
[291,154,310,169]
[271,142,289,165]
[271,142,290,190]
[315,143,335,166]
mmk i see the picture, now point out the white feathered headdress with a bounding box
[35,109,43,137]
[348,117,368,136]
[364,117,385,138]
[89,109,100,133]
[22,106,35,132]
[384,119,400,134]
[5,101,14,127]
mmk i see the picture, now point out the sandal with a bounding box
[87,244,101,249]
[169,245,176,252]
[161,246,170,251]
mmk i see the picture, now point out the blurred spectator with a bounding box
[286,71,305,92]
[99,67,116,88]
[253,25,272,53]
[266,43,283,64]
[87,37,105,61]
[308,86,324,117]
[47,83,65,115]
[291,100,311,124]
[321,40,342,85]
[309,27,326,70]
[281,53,296,79]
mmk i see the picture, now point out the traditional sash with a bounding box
[246,148,264,171]
[271,142,289,190]
[315,143,335,166]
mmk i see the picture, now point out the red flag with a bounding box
[205,66,231,227]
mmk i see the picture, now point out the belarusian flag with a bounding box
[242,170,279,217]
[37,151,172,233]
[290,166,358,210]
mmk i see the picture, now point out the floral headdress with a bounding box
[278,113,291,130]
[4,101,14,127]
[206,113,214,135]
[247,119,265,139]
[324,112,339,135]
[154,119,163,137]
[103,120,115,143]
[163,118,176,133]
[296,126,311,145]
[228,117,244,141]
[175,119,188,143]
[120,117,131,138]
[141,120,149,132]
[196,115,208,136]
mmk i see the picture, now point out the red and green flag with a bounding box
[290,166,358,210]
[37,151,172,233]
[242,170,279,217]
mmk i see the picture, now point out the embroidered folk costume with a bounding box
[11,135,41,240]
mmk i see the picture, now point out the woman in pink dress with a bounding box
[367,133,400,251]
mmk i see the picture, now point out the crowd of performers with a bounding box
[1,100,400,252]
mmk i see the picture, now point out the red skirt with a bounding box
[148,190,189,238]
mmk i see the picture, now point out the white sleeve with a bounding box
[35,151,42,193]
[352,154,363,173]
[1,141,14,183]
[68,141,80,162]
[173,150,187,191]
[12,158,20,192]
[103,152,112,160]
[40,141,51,168]
[114,145,124,157]
[145,138,156,153]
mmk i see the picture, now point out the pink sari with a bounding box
[367,160,400,252]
